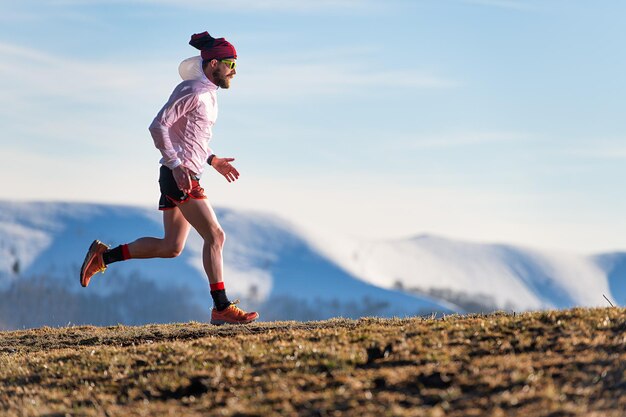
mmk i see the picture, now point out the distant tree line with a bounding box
[0,273,451,330]
[255,294,447,322]
[0,271,207,330]
[393,280,513,313]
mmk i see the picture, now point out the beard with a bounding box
[212,68,232,89]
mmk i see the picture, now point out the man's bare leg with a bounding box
[174,197,258,324]
[126,208,191,259]
[175,198,224,285]
[80,208,192,287]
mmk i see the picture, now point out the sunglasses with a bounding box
[219,59,236,70]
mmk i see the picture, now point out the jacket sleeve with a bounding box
[148,93,199,169]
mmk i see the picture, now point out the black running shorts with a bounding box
[158,165,207,210]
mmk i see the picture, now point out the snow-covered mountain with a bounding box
[306,232,619,311]
[0,200,621,329]
[0,201,454,329]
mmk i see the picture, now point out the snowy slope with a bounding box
[304,232,616,311]
[594,252,626,306]
[0,202,204,297]
[0,201,455,328]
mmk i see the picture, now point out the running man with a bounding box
[79,31,259,325]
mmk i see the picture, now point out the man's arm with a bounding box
[149,93,199,192]
[149,93,199,169]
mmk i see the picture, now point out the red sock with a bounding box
[121,244,132,260]
[210,282,225,291]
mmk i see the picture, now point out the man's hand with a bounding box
[211,157,240,183]
[172,165,192,194]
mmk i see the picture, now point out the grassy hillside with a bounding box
[1,308,625,416]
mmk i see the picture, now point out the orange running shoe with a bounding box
[210,300,259,325]
[80,240,109,287]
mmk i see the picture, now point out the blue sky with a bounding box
[1,0,625,253]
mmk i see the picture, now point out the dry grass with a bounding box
[1,307,625,416]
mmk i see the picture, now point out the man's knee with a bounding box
[163,242,185,258]
[214,227,226,246]
[204,227,225,247]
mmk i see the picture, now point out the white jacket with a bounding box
[149,56,218,176]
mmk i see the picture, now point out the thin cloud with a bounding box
[160,0,379,11]
[567,144,626,160]
[400,131,537,150]
[0,2,114,25]
[233,62,456,101]
[0,41,172,105]
[49,0,381,12]
[460,0,538,11]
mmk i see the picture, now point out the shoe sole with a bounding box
[210,314,259,326]
[80,240,102,288]
[210,319,256,325]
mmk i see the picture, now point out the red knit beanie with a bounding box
[189,31,237,61]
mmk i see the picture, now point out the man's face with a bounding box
[211,58,236,89]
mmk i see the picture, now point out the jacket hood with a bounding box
[178,55,205,81]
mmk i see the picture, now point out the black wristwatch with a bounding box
[207,154,216,166]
